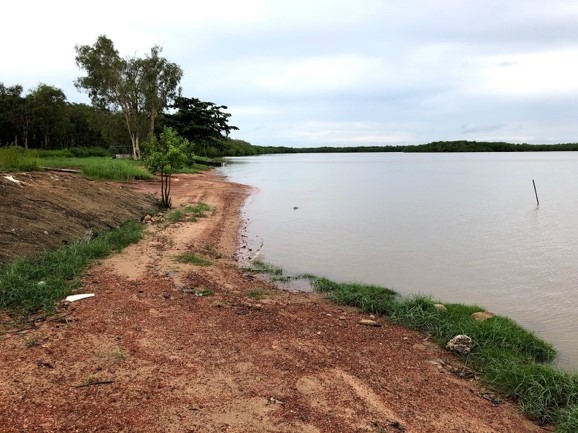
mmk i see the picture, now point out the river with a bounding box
[220,152,578,368]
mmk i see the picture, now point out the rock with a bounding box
[359,319,381,327]
[338,316,347,321]
[446,335,473,355]
[471,311,495,321]
[434,303,447,312]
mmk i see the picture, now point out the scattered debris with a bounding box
[36,359,54,369]
[359,319,381,327]
[65,294,95,303]
[74,379,115,388]
[476,391,503,405]
[3,175,25,187]
[266,396,284,405]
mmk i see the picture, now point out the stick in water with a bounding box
[533,179,539,207]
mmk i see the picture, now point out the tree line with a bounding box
[0,35,238,158]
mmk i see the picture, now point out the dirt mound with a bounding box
[0,171,157,263]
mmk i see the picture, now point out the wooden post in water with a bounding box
[532,179,539,207]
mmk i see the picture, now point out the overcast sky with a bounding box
[3,0,578,147]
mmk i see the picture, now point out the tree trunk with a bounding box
[148,112,157,141]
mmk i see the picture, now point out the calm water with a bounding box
[219,152,578,368]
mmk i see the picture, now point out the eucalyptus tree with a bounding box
[74,35,183,159]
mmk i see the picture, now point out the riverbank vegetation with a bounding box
[0,221,144,314]
[243,262,578,430]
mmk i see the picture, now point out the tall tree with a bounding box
[0,84,24,146]
[140,46,183,140]
[74,35,182,159]
[164,97,238,156]
[28,83,67,149]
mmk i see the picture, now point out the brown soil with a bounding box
[0,171,546,432]
[0,171,157,263]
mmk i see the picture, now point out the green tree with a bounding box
[74,35,183,159]
[0,83,27,146]
[28,83,67,149]
[142,127,189,208]
[164,96,238,157]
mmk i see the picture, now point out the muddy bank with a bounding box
[0,171,157,263]
[0,172,545,432]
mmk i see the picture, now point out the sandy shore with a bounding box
[0,171,545,432]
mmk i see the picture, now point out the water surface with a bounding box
[220,152,578,368]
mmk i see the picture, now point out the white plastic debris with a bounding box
[65,294,95,302]
[3,175,24,187]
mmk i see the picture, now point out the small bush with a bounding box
[174,253,212,266]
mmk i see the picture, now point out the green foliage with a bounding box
[558,405,578,433]
[0,221,143,314]
[163,96,238,157]
[0,146,41,171]
[143,127,190,207]
[75,35,183,159]
[166,203,212,223]
[248,289,268,300]
[79,159,153,181]
[37,156,153,181]
[174,253,211,266]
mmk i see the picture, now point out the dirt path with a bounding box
[0,172,545,432]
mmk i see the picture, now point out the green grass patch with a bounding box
[248,288,268,300]
[167,203,212,223]
[177,163,210,174]
[0,221,144,314]
[245,260,284,276]
[38,156,153,181]
[302,274,578,428]
[0,146,41,172]
[174,253,212,266]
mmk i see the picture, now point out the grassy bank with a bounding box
[0,221,144,314]
[38,156,154,181]
[244,262,578,431]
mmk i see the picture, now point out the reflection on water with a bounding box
[220,152,578,369]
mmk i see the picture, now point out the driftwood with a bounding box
[74,380,115,388]
[42,167,81,174]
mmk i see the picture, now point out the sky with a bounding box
[3,0,578,147]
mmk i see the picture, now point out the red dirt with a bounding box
[0,171,546,432]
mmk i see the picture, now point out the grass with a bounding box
[248,288,268,300]
[0,146,41,172]
[303,274,578,429]
[242,261,578,429]
[0,221,144,314]
[167,203,212,223]
[174,253,212,266]
[38,156,153,181]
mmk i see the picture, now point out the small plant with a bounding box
[194,288,214,297]
[174,253,212,266]
[246,260,284,276]
[167,209,184,223]
[142,127,190,208]
[248,289,268,300]
[165,203,212,224]
[24,337,40,348]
